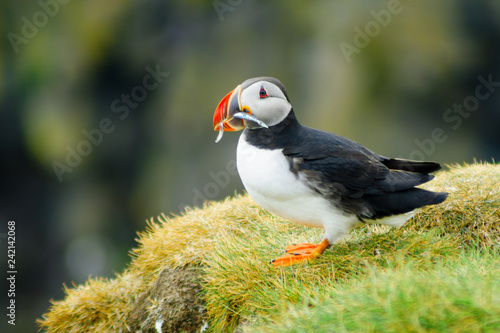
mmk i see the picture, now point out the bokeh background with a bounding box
[1,0,499,331]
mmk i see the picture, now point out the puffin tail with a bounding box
[381,158,442,173]
[364,188,448,220]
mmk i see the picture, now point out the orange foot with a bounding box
[271,239,330,267]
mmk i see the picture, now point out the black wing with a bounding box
[283,126,447,219]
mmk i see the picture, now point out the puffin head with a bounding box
[213,77,292,142]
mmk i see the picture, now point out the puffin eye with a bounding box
[259,87,268,99]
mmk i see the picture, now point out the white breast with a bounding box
[236,133,359,242]
[236,132,416,243]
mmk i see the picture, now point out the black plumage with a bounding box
[244,110,448,221]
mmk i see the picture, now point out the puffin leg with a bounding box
[283,243,318,253]
[271,239,330,267]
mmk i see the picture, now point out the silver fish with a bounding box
[215,112,268,143]
[233,112,268,128]
[215,120,224,143]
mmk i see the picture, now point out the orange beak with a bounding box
[213,85,250,132]
[213,85,268,143]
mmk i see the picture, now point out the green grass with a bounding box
[203,221,462,331]
[39,162,500,332]
[246,247,500,333]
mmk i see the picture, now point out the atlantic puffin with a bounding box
[213,77,448,267]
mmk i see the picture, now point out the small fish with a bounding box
[215,112,268,143]
[215,120,224,143]
[233,112,268,128]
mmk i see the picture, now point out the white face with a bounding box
[240,81,292,128]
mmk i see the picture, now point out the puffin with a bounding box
[213,77,448,267]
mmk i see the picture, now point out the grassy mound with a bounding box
[410,162,500,246]
[39,162,500,332]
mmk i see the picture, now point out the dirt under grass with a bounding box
[39,162,500,332]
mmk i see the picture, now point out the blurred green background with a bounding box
[1,0,499,331]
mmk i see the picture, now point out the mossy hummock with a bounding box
[39,162,500,332]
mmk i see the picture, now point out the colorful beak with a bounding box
[213,85,250,132]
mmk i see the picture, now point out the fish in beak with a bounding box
[213,85,268,143]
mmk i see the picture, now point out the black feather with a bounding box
[363,189,448,219]
[381,158,442,173]
[244,109,448,220]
